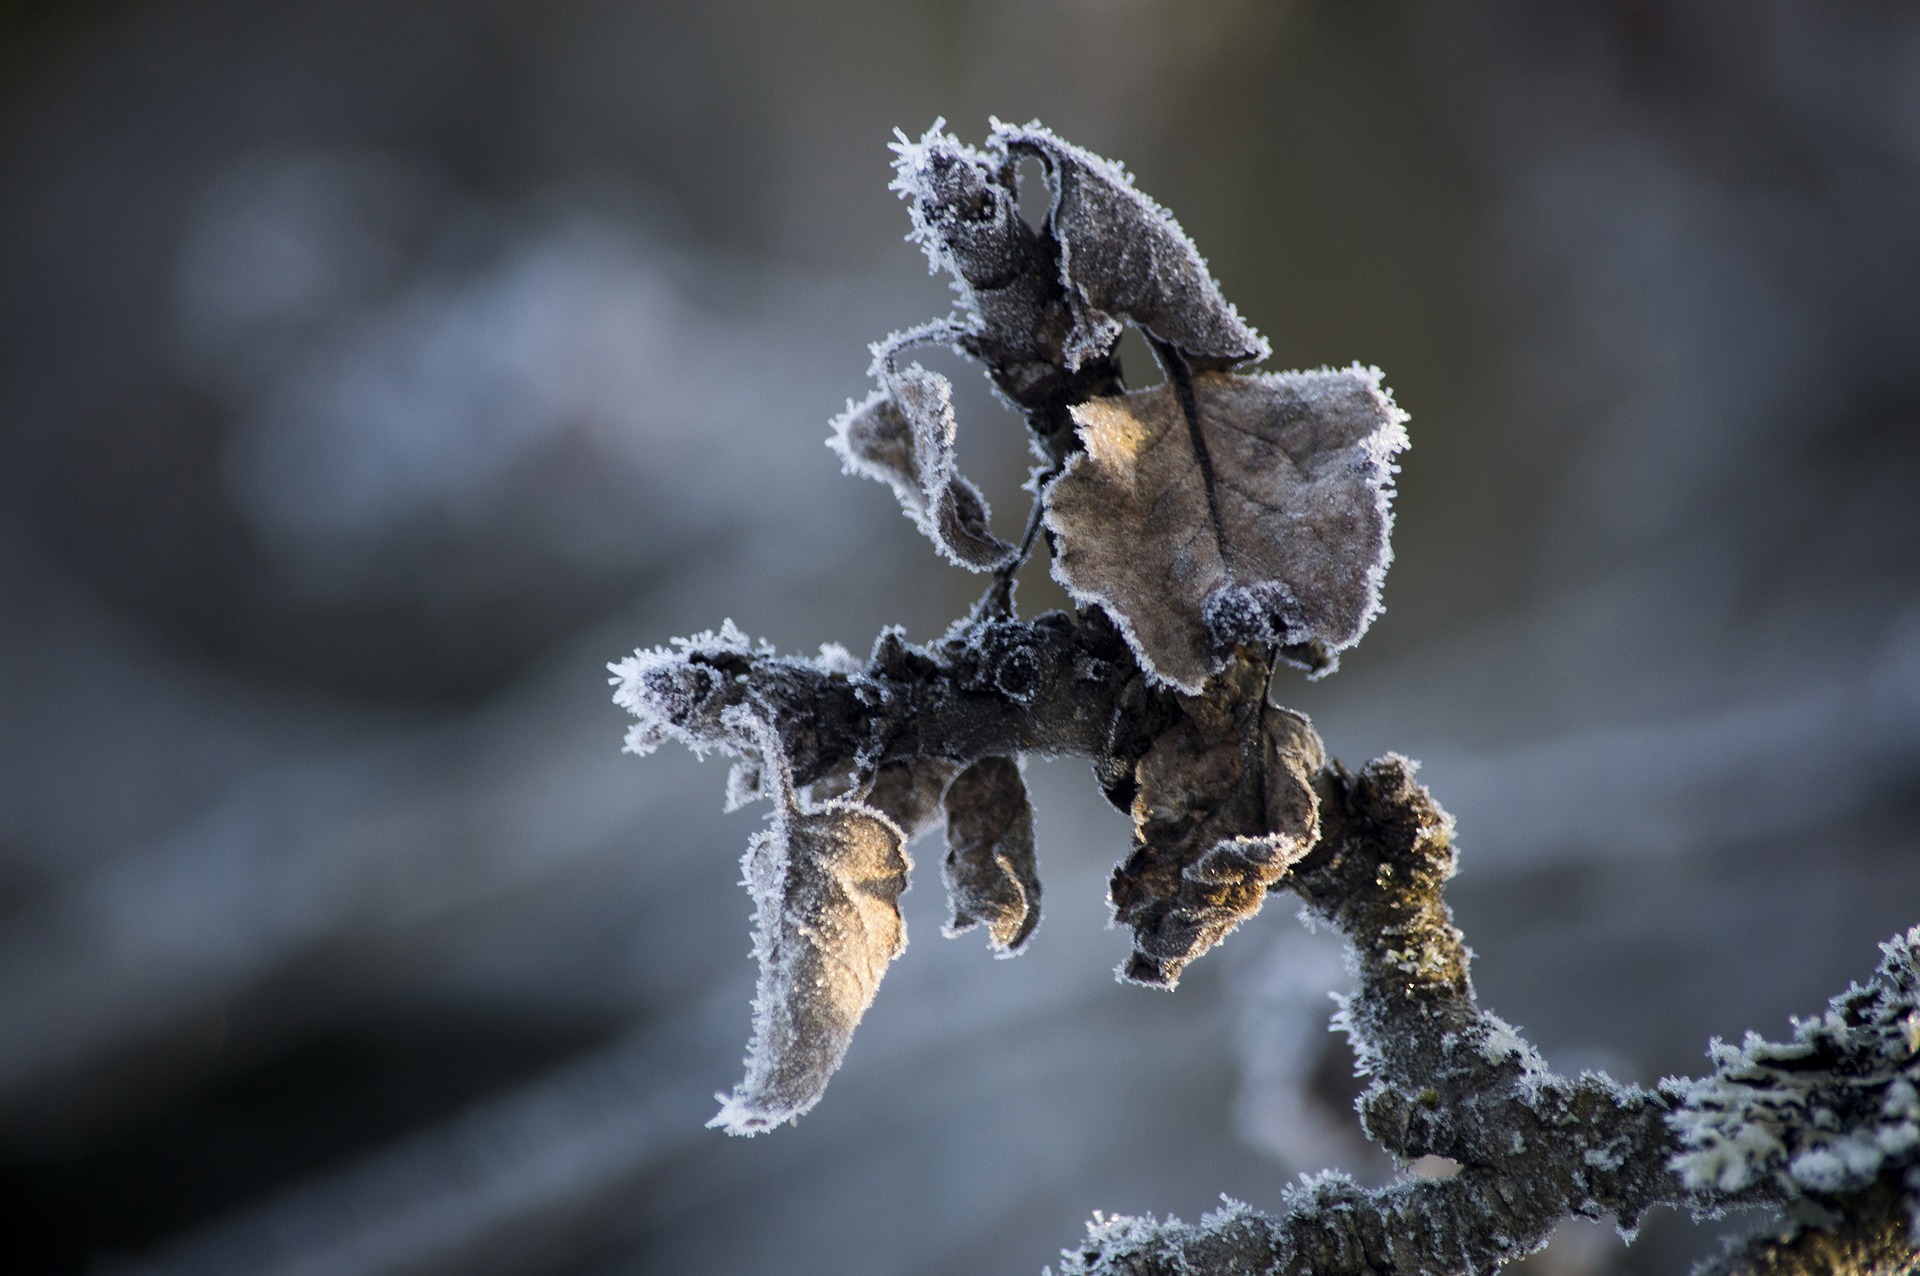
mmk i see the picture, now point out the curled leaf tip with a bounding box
[707,713,912,1135]
[990,120,1268,371]
[942,756,1042,955]
[828,364,1016,572]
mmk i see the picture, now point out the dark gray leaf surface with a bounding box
[866,757,961,842]
[940,755,1041,955]
[994,121,1268,372]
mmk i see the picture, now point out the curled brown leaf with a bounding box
[941,755,1042,955]
[1110,665,1324,987]
[709,713,912,1135]
[993,121,1268,372]
[828,363,1015,571]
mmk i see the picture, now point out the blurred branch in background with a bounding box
[0,2,1916,1274]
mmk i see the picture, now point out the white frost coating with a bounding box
[812,642,862,676]
[609,623,873,777]
[866,318,976,380]
[1049,1209,1186,1276]
[827,362,1013,571]
[608,620,772,760]
[1203,1194,1256,1225]
[722,760,763,812]
[707,710,910,1136]
[989,118,1269,371]
[1344,366,1412,676]
[1326,991,1387,1080]
[887,119,995,317]
[1480,1012,1548,1072]
[1584,1138,1629,1172]
[1668,926,1920,1198]
[620,721,665,758]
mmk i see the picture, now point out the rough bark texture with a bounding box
[617,617,1920,1273]
[1048,756,1920,1274]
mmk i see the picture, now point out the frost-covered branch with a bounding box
[610,613,1157,788]
[1057,762,1919,1274]
[609,119,1919,1272]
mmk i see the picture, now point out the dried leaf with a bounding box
[1044,366,1408,692]
[1110,668,1324,987]
[941,755,1042,955]
[710,714,911,1135]
[828,363,1015,571]
[993,121,1268,372]
[867,757,962,842]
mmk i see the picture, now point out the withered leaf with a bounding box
[867,757,961,842]
[710,715,911,1135]
[1110,668,1324,987]
[828,362,1015,571]
[941,755,1042,955]
[1044,365,1408,693]
[993,121,1268,372]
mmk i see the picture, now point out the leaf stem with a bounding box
[867,316,974,378]
[972,463,1061,619]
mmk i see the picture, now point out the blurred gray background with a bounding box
[1,1,1917,1272]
